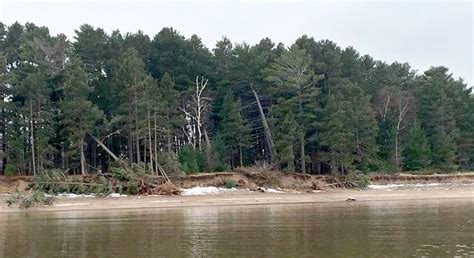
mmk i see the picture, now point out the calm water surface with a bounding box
[0,199,473,257]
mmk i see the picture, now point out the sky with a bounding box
[1,0,473,86]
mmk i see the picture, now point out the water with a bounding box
[1,199,473,257]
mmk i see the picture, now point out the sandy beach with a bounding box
[1,184,472,213]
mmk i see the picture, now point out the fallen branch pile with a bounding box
[30,165,181,196]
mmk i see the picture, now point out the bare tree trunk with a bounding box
[300,134,306,174]
[239,144,243,167]
[395,99,409,169]
[92,141,97,169]
[288,146,294,172]
[230,147,234,170]
[134,90,140,163]
[196,118,202,151]
[395,132,399,168]
[299,96,306,174]
[203,129,212,170]
[91,135,119,162]
[250,86,276,162]
[29,100,36,176]
[147,109,154,174]
[61,146,65,169]
[128,106,133,162]
[180,76,210,152]
[166,110,172,153]
[80,138,86,175]
[153,110,158,175]
[37,101,42,174]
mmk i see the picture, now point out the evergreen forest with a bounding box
[0,22,472,176]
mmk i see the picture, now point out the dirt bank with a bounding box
[1,172,474,194]
[1,184,472,213]
[176,172,474,190]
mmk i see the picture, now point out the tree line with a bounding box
[0,22,472,176]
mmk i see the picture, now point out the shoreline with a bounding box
[1,184,472,213]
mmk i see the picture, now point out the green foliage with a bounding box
[346,172,371,189]
[61,57,104,174]
[31,169,72,193]
[178,145,206,173]
[265,44,323,172]
[156,152,183,177]
[4,164,16,176]
[225,180,237,189]
[416,67,462,171]
[6,189,54,209]
[0,22,472,177]
[31,169,111,195]
[321,81,378,173]
[206,137,230,172]
[219,89,252,168]
[273,108,298,172]
[110,166,130,181]
[403,123,431,170]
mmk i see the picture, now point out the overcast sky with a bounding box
[1,0,473,86]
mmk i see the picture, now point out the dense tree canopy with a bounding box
[0,22,472,176]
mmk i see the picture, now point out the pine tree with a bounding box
[219,89,251,168]
[158,72,180,153]
[61,57,103,175]
[273,105,298,172]
[264,44,322,173]
[402,123,431,170]
[115,49,148,163]
[417,67,458,170]
[322,81,378,173]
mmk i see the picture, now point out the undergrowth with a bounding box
[6,189,54,209]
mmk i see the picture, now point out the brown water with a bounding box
[0,199,473,257]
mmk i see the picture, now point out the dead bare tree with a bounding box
[375,88,415,168]
[179,76,211,151]
[394,91,415,167]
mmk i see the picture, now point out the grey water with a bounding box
[0,199,473,257]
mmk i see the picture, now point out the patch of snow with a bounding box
[368,184,404,190]
[264,188,284,193]
[181,186,238,196]
[108,193,127,198]
[56,193,95,198]
[367,183,472,190]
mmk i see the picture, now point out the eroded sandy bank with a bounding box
[1,184,472,213]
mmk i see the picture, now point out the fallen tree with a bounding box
[30,166,180,196]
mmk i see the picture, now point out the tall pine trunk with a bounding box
[147,108,154,174]
[166,110,172,153]
[288,146,295,172]
[80,138,86,175]
[299,94,306,174]
[134,90,140,163]
[250,86,276,162]
[29,100,36,176]
[239,145,243,167]
[395,132,400,168]
[128,107,133,162]
[300,134,306,174]
[153,111,158,175]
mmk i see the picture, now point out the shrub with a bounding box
[110,166,130,181]
[178,145,205,173]
[157,152,183,177]
[225,180,236,189]
[4,164,16,177]
[347,172,371,189]
[6,190,54,209]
